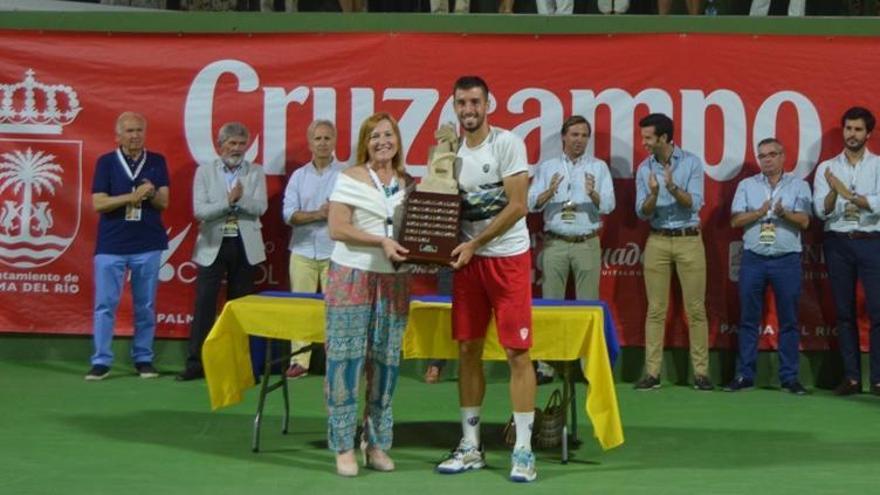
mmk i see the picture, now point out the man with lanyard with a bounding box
[178,122,268,381]
[87,111,169,380]
[282,119,345,379]
[813,106,880,396]
[435,76,537,483]
[726,138,811,395]
[528,114,615,383]
[633,113,712,391]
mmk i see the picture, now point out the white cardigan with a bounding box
[329,174,406,274]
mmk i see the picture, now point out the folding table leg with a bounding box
[566,362,580,446]
[281,357,290,435]
[252,339,274,453]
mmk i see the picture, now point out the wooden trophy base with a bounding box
[398,190,461,265]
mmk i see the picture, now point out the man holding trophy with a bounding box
[432,76,537,483]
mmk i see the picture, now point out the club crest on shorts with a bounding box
[467,416,480,426]
[519,327,529,340]
[482,163,490,173]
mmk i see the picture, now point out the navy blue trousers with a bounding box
[824,235,880,385]
[736,251,802,383]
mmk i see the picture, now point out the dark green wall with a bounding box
[1,10,879,36]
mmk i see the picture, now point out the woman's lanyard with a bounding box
[115,148,147,182]
[367,167,398,238]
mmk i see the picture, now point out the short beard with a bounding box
[222,154,243,167]
[845,139,866,153]
[459,114,484,133]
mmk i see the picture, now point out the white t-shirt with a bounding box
[457,127,530,257]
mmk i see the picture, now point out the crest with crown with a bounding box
[0,69,81,135]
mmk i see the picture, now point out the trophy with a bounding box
[398,125,462,264]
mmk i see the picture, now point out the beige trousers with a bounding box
[643,233,709,377]
[540,236,601,300]
[289,253,330,368]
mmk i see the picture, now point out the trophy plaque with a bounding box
[398,125,462,264]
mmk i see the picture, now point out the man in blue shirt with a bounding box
[726,138,811,395]
[282,119,344,379]
[528,115,615,383]
[87,111,169,381]
[633,113,712,391]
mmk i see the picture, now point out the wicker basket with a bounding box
[502,388,569,449]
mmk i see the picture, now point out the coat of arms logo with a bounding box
[0,69,82,268]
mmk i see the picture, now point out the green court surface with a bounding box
[2,358,879,495]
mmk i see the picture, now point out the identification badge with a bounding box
[843,202,861,225]
[222,213,240,237]
[125,203,142,222]
[560,201,576,223]
[125,186,142,222]
[759,222,776,245]
[386,219,394,238]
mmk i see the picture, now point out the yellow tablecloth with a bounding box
[202,295,624,451]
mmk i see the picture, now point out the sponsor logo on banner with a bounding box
[601,242,644,277]
[801,243,827,280]
[158,224,195,283]
[0,70,82,268]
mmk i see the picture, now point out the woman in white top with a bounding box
[324,112,412,477]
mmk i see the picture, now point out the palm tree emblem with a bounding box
[0,147,63,239]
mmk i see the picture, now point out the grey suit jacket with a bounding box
[191,159,268,267]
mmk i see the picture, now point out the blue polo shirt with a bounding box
[91,149,169,255]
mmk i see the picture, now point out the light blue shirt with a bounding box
[731,173,812,256]
[528,153,615,236]
[635,145,704,229]
[282,160,345,259]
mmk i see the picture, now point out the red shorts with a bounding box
[451,251,533,350]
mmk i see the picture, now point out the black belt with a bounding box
[651,227,700,237]
[828,231,880,240]
[546,231,598,243]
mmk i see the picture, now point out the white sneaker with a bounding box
[509,447,537,483]
[436,440,486,474]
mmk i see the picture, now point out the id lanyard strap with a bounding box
[115,148,147,182]
[367,167,398,238]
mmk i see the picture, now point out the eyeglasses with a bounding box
[757,151,781,160]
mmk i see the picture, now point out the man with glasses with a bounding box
[725,138,811,395]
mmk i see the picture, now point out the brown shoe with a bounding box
[833,379,861,396]
[285,364,308,379]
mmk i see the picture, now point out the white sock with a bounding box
[513,411,534,451]
[461,407,481,447]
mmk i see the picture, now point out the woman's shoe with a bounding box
[336,450,358,477]
[360,441,395,472]
[424,365,442,384]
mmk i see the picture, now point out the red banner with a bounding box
[0,30,874,350]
